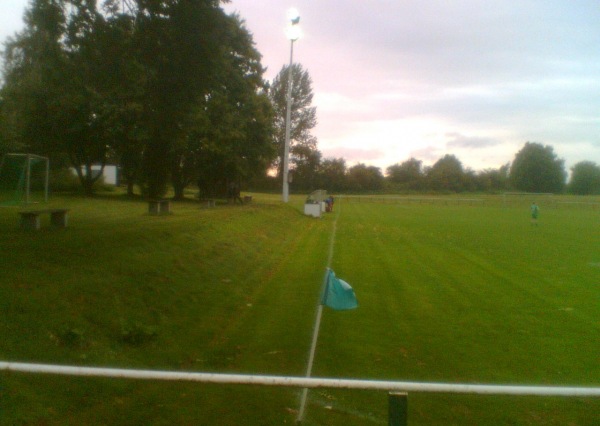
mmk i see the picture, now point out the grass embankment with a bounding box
[1,194,598,425]
[1,194,331,424]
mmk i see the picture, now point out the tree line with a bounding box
[281,142,600,196]
[1,1,599,198]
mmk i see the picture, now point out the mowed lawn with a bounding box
[0,194,598,425]
[311,199,599,425]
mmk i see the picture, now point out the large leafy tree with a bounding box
[318,157,347,192]
[509,142,566,193]
[95,1,148,197]
[1,0,68,159]
[386,158,424,190]
[289,143,321,191]
[182,14,275,199]
[569,161,600,195]
[131,0,230,198]
[1,0,140,195]
[474,164,510,192]
[427,154,466,192]
[0,93,25,155]
[190,81,274,199]
[58,0,119,194]
[269,63,317,177]
[346,163,384,192]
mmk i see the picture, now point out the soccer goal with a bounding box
[0,153,49,206]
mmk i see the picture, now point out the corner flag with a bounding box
[321,268,358,310]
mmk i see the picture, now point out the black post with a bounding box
[388,392,408,426]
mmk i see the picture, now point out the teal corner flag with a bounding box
[321,268,358,310]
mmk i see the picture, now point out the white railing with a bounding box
[2,361,599,396]
[3,361,598,425]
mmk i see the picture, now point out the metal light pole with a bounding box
[282,9,301,203]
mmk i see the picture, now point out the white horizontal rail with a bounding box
[1,361,599,397]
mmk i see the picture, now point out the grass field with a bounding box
[0,193,598,425]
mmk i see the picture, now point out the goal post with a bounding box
[0,153,49,206]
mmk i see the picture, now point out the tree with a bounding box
[131,0,232,199]
[427,154,466,192]
[569,161,600,195]
[474,164,510,192]
[386,158,424,190]
[95,2,148,197]
[318,157,347,192]
[58,0,118,195]
[1,0,68,157]
[290,143,321,191]
[269,63,317,176]
[347,163,384,192]
[174,13,275,199]
[2,0,135,195]
[193,85,274,199]
[510,142,566,193]
[0,94,25,155]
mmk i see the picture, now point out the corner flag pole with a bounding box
[297,302,324,422]
[297,201,340,423]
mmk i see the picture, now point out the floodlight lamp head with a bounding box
[285,8,301,41]
[287,8,300,24]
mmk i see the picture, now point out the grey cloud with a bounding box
[304,0,600,97]
[446,133,502,149]
[322,147,384,162]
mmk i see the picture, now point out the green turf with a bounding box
[310,200,599,425]
[0,194,598,425]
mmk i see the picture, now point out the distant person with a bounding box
[229,181,243,205]
[325,195,334,213]
[530,202,539,225]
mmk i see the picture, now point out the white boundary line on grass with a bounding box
[297,198,342,422]
[2,361,599,397]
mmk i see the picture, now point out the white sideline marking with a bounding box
[298,199,342,421]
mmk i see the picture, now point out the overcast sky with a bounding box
[2,1,599,172]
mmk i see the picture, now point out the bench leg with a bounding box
[21,215,41,231]
[50,211,68,228]
[149,202,159,215]
[159,201,171,214]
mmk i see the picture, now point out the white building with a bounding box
[71,165,119,185]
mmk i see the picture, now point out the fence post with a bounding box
[388,392,408,426]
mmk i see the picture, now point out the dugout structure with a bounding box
[0,153,49,206]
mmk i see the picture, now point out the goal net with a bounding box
[0,153,49,206]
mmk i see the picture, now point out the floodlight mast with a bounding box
[282,9,301,203]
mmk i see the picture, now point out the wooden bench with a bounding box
[148,199,171,215]
[19,209,69,230]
